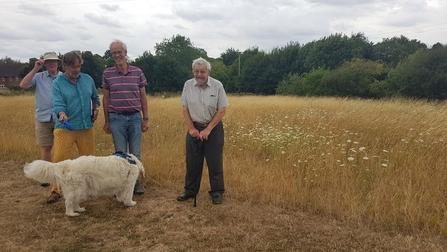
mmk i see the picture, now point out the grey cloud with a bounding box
[173,9,224,22]
[306,0,376,6]
[17,3,54,16]
[84,13,124,28]
[174,24,186,29]
[99,4,120,12]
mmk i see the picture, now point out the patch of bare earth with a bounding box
[1,161,446,252]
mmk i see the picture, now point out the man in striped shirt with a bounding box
[102,39,149,195]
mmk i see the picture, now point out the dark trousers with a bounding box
[184,122,225,197]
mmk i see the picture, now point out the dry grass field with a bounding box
[1,94,447,251]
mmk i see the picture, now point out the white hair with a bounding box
[192,57,211,71]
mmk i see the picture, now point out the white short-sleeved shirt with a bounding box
[180,76,229,124]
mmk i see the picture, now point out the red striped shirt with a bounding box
[102,65,148,113]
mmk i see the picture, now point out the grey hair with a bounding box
[192,57,211,71]
[109,39,127,52]
[62,50,83,66]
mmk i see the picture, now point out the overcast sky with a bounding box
[1,0,446,63]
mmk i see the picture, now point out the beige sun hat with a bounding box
[42,52,61,61]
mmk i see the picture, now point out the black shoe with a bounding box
[177,192,194,201]
[40,183,50,187]
[133,179,144,195]
[134,187,145,195]
[211,194,223,205]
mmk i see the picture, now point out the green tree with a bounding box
[386,46,447,99]
[317,59,384,97]
[220,48,240,66]
[276,68,331,96]
[134,51,184,93]
[19,58,39,78]
[209,60,230,88]
[225,46,260,93]
[0,56,21,64]
[81,51,105,88]
[103,50,115,68]
[152,56,184,93]
[133,51,156,93]
[372,35,427,68]
[301,68,331,96]
[303,33,373,72]
[239,50,277,94]
[154,34,208,82]
[276,73,304,95]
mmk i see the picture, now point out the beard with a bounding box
[195,77,208,87]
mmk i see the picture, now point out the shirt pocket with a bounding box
[205,94,218,111]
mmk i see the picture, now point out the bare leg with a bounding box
[41,146,52,162]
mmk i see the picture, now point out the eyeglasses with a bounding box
[45,60,60,64]
[193,70,208,75]
[112,51,124,55]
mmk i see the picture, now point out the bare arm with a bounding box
[140,87,149,133]
[102,89,111,134]
[19,60,44,89]
[182,105,200,139]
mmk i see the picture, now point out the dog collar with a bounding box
[112,151,137,165]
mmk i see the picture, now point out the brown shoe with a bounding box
[46,191,61,204]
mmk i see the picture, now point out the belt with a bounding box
[110,111,139,115]
[193,122,208,128]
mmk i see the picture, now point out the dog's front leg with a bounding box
[65,200,80,217]
[74,205,86,213]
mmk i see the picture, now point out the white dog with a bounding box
[24,153,145,217]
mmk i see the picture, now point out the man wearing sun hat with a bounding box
[20,52,62,196]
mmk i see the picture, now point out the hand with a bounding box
[142,120,149,133]
[189,128,200,139]
[103,123,111,134]
[34,60,45,70]
[58,112,68,122]
[91,109,99,122]
[198,128,211,141]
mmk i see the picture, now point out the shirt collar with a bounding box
[46,70,61,78]
[193,77,210,87]
[114,64,131,75]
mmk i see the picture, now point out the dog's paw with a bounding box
[75,207,86,212]
[66,212,80,217]
[125,201,137,206]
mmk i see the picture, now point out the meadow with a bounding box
[1,94,447,250]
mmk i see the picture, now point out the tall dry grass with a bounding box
[1,94,447,235]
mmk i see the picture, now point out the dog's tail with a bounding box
[128,154,146,178]
[23,160,65,187]
[140,162,146,178]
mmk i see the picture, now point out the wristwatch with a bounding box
[143,117,149,121]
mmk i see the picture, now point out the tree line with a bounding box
[3,33,446,100]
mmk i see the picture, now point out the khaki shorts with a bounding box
[35,120,55,147]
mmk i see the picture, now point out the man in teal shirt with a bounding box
[47,50,100,203]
